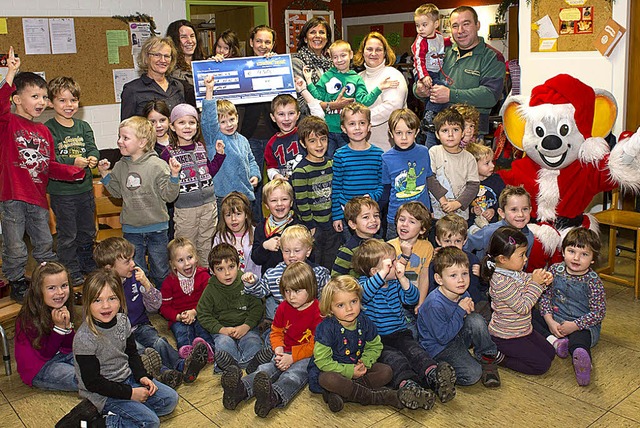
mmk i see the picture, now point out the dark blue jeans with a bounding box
[170,320,215,350]
[50,190,97,278]
[134,323,182,371]
[124,230,169,290]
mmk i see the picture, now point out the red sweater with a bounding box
[15,318,74,386]
[0,83,85,209]
[160,267,211,327]
[270,299,322,362]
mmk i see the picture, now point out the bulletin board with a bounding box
[0,17,135,106]
[530,0,612,52]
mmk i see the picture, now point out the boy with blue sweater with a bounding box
[353,239,457,406]
[201,75,260,208]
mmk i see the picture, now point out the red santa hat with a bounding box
[529,74,595,139]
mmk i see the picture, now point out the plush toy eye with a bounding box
[534,124,546,138]
[558,121,571,137]
[325,77,343,95]
[344,83,356,97]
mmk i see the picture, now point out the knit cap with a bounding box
[170,103,199,123]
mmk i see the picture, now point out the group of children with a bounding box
[1,9,607,422]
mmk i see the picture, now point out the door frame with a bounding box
[185,1,270,25]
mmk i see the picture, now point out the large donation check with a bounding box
[191,54,297,107]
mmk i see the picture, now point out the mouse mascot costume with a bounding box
[498,74,640,270]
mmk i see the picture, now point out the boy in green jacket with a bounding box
[197,243,273,374]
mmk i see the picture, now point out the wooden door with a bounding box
[626,1,640,130]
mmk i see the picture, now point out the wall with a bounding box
[343,5,509,60]
[518,0,630,134]
[1,0,186,149]
[343,0,491,18]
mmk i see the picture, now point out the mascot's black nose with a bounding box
[541,135,563,151]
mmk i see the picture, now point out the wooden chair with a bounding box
[594,188,640,299]
[93,181,123,242]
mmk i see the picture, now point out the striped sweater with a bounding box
[489,268,545,339]
[331,144,384,221]
[291,157,333,230]
[331,235,365,277]
[358,272,419,336]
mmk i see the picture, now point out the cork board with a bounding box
[0,17,134,106]
[530,0,612,52]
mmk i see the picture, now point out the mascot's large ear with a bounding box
[500,95,527,149]
[591,89,617,138]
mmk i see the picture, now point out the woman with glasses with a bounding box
[121,36,186,120]
[166,20,205,108]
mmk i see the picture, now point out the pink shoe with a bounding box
[179,345,193,360]
[193,337,214,363]
[554,338,569,358]
[573,348,592,386]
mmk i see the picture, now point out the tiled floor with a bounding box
[0,239,639,427]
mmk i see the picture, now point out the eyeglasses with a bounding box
[148,52,172,60]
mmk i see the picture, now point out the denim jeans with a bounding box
[103,375,179,428]
[170,320,215,350]
[50,190,98,278]
[0,200,57,281]
[31,351,77,391]
[241,358,309,406]
[434,312,497,386]
[134,323,181,371]
[212,328,263,371]
[123,230,169,290]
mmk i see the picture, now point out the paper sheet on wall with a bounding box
[113,68,140,103]
[23,18,51,55]
[49,18,77,54]
[129,22,152,70]
[535,15,559,39]
[106,30,129,64]
[0,18,7,35]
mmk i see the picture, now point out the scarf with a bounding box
[177,271,195,295]
[264,211,294,238]
[296,46,332,83]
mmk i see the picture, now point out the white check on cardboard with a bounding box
[191,54,297,108]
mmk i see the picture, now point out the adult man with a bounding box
[417,6,506,142]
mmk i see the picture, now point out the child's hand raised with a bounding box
[378,76,399,91]
[52,306,71,329]
[212,54,225,62]
[204,74,215,90]
[379,258,393,279]
[7,46,20,72]
[215,139,225,155]
[472,263,480,277]
[395,259,406,280]
[399,240,413,258]
[97,159,111,176]
[302,66,313,84]
[294,76,307,93]
[241,272,257,285]
[263,236,280,252]
[134,266,152,290]
[168,157,182,176]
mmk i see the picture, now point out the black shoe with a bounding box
[322,390,344,413]
[214,350,238,373]
[253,371,280,418]
[427,362,457,403]
[9,278,28,304]
[221,365,247,410]
[157,369,183,389]
[55,398,104,428]
[246,347,274,374]
[183,342,208,383]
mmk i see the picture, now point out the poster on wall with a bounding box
[559,6,593,35]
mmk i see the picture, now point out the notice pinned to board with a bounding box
[106,30,129,64]
[49,18,77,54]
[0,18,7,35]
[23,18,51,55]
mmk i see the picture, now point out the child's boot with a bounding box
[426,361,457,402]
[221,365,248,410]
[322,390,344,413]
[156,369,183,389]
[253,371,281,417]
[480,355,501,388]
[398,379,435,410]
[554,337,569,358]
[192,337,214,363]
[178,345,193,359]
[140,348,162,377]
[573,348,592,386]
[246,347,274,374]
[55,399,104,428]
[183,342,208,383]
[347,382,404,409]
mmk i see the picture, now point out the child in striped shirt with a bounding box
[291,116,341,270]
[353,239,456,407]
[331,103,384,236]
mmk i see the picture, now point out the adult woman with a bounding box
[166,20,206,107]
[353,32,408,151]
[120,36,185,120]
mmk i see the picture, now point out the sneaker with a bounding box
[481,362,501,388]
[141,348,162,377]
[9,278,28,304]
[426,362,457,402]
[179,345,193,359]
[322,390,344,413]
[398,379,435,410]
[55,398,103,428]
[253,371,280,418]
[573,348,592,386]
[221,365,248,410]
[192,337,214,363]
[157,369,183,389]
[555,338,570,359]
[246,347,274,374]
[183,342,208,383]
[215,349,238,373]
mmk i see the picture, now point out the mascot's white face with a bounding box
[520,103,584,170]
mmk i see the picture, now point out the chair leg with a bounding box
[603,226,617,275]
[0,325,11,376]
